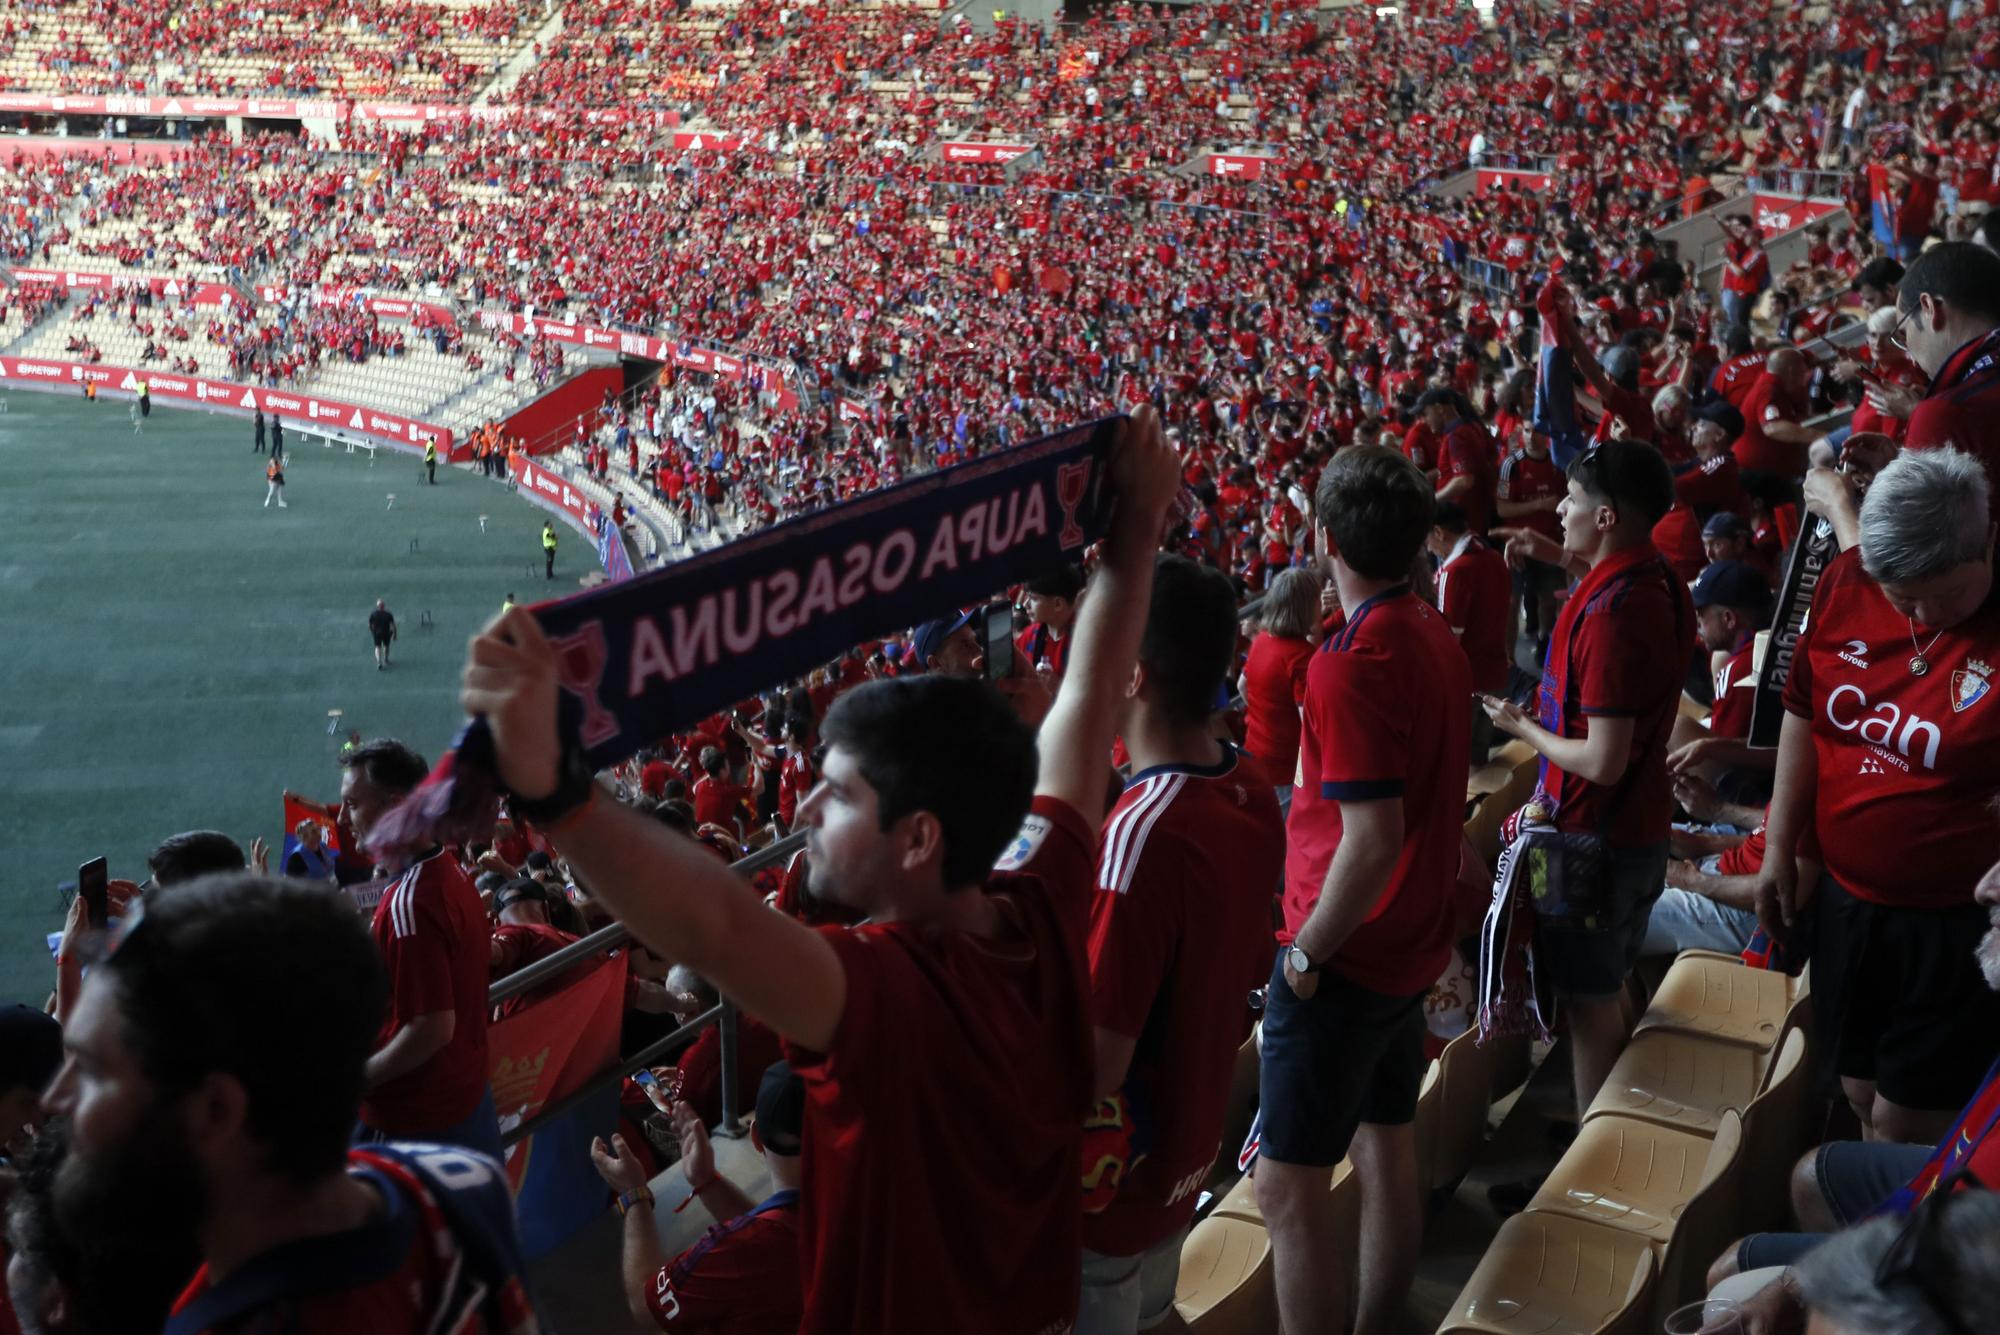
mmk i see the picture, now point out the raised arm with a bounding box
[1033,406,1181,830]
[462,609,849,1051]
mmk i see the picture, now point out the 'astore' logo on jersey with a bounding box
[1825,684,1940,771]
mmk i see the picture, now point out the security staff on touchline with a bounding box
[542,523,558,580]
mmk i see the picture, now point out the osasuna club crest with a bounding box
[1951,659,1992,714]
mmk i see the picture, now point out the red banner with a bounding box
[671,130,745,153]
[477,311,797,409]
[282,792,345,856]
[1749,192,1845,236]
[510,451,600,527]
[489,954,627,1187]
[0,358,452,450]
[0,92,340,119]
[254,284,459,330]
[14,267,241,306]
[1476,168,1552,194]
[939,141,1035,164]
[1208,153,1272,180]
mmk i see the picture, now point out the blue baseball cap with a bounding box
[1691,559,1771,611]
[912,608,978,667]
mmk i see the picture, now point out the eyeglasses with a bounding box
[1871,1168,1983,1335]
[1887,305,1916,355]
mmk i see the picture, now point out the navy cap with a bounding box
[1692,559,1771,611]
[1702,511,1752,540]
[755,1060,806,1156]
[912,608,978,667]
[1693,399,1746,438]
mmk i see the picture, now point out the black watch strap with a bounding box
[506,745,597,826]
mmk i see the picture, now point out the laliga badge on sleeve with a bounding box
[993,814,1053,872]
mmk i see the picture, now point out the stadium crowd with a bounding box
[3,0,2000,1331]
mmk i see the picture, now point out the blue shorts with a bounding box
[1733,1141,1931,1270]
[1255,951,1424,1168]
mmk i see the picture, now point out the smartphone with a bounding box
[982,603,1015,681]
[78,856,109,926]
[632,1069,658,1089]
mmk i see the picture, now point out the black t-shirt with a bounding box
[369,609,396,640]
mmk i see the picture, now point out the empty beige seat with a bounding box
[1583,1028,1767,1136]
[1173,1214,1275,1332]
[1634,954,1796,1049]
[1524,1111,1739,1247]
[1439,1212,1656,1335]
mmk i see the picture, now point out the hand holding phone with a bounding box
[982,603,1015,681]
[78,857,109,928]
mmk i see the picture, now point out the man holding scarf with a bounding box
[1482,442,1697,1122]
[458,409,1182,1334]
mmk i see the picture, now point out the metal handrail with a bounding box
[487,827,808,1006]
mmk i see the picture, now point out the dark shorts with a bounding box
[1733,1140,1932,1271]
[372,632,393,647]
[1811,875,2000,1112]
[1537,841,1668,999]
[1256,951,1424,1168]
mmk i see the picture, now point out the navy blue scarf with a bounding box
[373,415,1123,857]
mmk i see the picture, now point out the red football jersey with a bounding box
[647,1192,803,1334]
[363,852,491,1135]
[1497,447,1565,542]
[1780,549,2000,908]
[1711,641,1759,740]
[1537,547,1698,847]
[1085,750,1284,1256]
[1436,418,1499,533]
[1240,631,1314,780]
[692,776,752,830]
[1904,329,2000,524]
[1438,536,1512,693]
[783,796,1094,1334]
[1285,589,1472,997]
[1731,373,1809,477]
[165,1145,537,1335]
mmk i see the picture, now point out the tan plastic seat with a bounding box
[1525,1109,1742,1247]
[1438,1212,1657,1335]
[1428,1026,1499,1192]
[1210,1156,1355,1226]
[1633,953,1797,1049]
[1583,1028,1767,1135]
[1173,1214,1276,1332]
[1466,749,1540,869]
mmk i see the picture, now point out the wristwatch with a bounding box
[1286,944,1322,977]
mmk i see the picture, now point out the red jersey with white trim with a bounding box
[1438,535,1512,692]
[646,1192,802,1334]
[783,795,1094,1334]
[165,1145,538,1335]
[777,750,816,828]
[1713,351,1767,408]
[1284,588,1471,997]
[1780,549,2000,908]
[1711,641,1758,740]
[1084,749,1283,1256]
[364,851,490,1135]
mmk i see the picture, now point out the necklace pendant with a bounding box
[1910,655,1930,677]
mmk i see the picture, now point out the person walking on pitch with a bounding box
[264,455,287,508]
[542,522,558,580]
[369,600,398,670]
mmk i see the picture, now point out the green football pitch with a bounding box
[0,391,573,1003]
